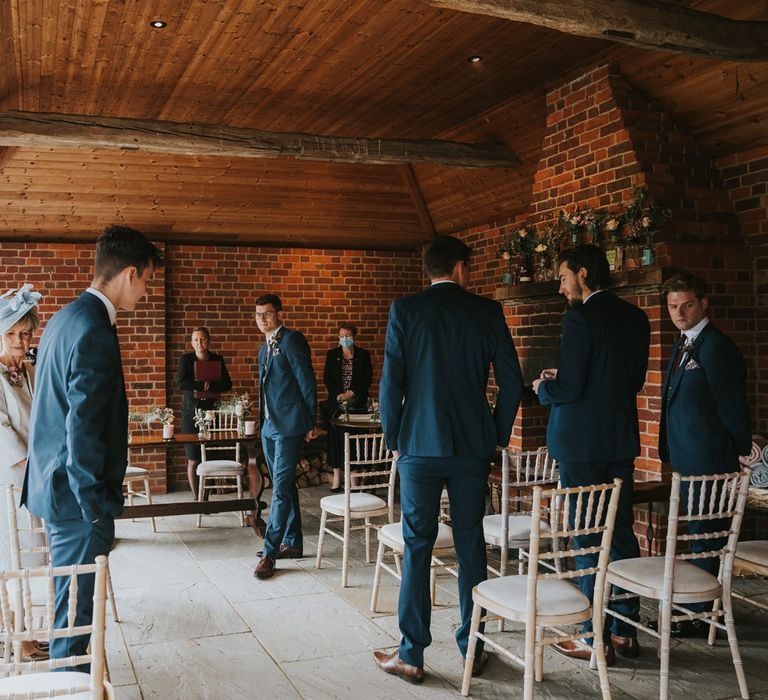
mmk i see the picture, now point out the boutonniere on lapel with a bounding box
[268,328,284,357]
[2,364,24,387]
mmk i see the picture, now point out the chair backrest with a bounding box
[499,447,559,520]
[526,479,622,624]
[344,432,396,522]
[200,409,241,462]
[0,555,108,698]
[664,470,750,591]
[5,484,49,570]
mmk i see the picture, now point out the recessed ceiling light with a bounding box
[468,55,482,63]
[149,20,167,29]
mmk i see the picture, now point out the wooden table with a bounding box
[123,431,266,531]
[331,414,382,431]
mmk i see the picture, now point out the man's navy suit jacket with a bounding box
[22,292,128,523]
[380,282,523,459]
[258,327,317,438]
[538,290,650,464]
[659,322,751,475]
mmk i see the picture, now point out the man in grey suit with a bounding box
[373,235,523,684]
[23,225,162,667]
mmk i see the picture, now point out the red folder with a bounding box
[194,360,222,399]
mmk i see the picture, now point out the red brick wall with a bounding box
[451,63,759,484]
[0,241,423,491]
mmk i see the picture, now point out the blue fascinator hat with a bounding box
[0,284,42,335]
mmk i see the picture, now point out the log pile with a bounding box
[256,446,329,490]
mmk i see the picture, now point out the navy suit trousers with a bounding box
[396,456,489,667]
[261,418,304,556]
[558,460,640,640]
[46,516,115,671]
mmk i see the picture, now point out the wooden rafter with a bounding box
[0,111,520,169]
[421,0,768,61]
[401,165,437,237]
[0,147,17,171]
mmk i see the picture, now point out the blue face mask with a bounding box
[339,337,354,349]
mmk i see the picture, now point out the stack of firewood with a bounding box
[256,446,329,490]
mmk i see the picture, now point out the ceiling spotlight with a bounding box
[149,20,167,28]
[468,55,482,63]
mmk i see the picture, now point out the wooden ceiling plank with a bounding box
[0,147,18,170]
[421,0,768,61]
[0,110,521,168]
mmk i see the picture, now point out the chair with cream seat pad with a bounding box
[316,432,395,587]
[0,555,114,699]
[731,539,768,612]
[195,409,246,528]
[461,479,621,700]
[603,470,751,700]
[123,465,156,532]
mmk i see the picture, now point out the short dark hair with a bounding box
[255,293,282,312]
[422,235,471,279]
[339,323,357,336]
[661,272,708,301]
[94,225,163,283]
[557,245,611,291]
[191,326,211,340]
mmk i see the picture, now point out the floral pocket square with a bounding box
[684,358,700,370]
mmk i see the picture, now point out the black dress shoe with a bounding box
[467,650,490,677]
[552,639,616,666]
[329,485,343,493]
[650,618,711,638]
[253,555,276,579]
[610,634,640,658]
[372,649,424,684]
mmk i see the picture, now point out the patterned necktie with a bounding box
[672,334,689,373]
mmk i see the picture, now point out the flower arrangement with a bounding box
[625,185,671,245]
[499,224,538,260]
[558,208,589,246]
[194,408,216,429]
[221,393,251,417]
[151,406,175,425]
[2,364,24,387]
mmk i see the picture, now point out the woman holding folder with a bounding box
[175,326,232,496]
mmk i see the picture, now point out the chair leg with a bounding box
[106,562,119,623]
[460,602,482,696]
[535,625,545,682]
[315,510,328,570]
[364,517,372,564]
[659,598,673,700]
[429,560,437,605]
[143,478,156,532]
[394,552,402,577]
[523,613,536,700]
[708,597,721,646]
[370,538,386,612]
[236,475,245,527]
[196,475,205,528]
[721,593,749,699]
[341,513,350,588]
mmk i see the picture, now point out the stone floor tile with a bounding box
[235,591,395,663]
[129,633,300,700]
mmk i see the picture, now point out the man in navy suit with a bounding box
[253,294,317,579]
[659,272,751,635]
[23,225,162,667]
[533,244,650,664]
[373,235,523,684]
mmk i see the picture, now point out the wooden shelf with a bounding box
[494,266,670,302]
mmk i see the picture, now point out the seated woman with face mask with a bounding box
[322,323,373,491]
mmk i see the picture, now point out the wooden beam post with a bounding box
[0,111,521,169]
[401,164,437,237]
[421,0,768,61]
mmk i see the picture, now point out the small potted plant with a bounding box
[152,406,175,439]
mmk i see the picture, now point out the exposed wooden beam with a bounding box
[0,111,520,169]
[401,165,437,236]
[421,0,768,61]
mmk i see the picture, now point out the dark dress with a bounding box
[175,351,232,459]
[322,346,373,469]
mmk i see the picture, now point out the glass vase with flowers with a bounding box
[499,223,537,284]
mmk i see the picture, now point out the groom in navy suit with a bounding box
[373,235,523,684]
[253,294,317,579]
[23,225,162,667]
[533,244,650,664]
[659,272,751,635]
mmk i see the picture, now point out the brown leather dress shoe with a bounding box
[610,634,640,658]
[372,649,424,684]
[468,650,490,677]
[552,639,615,667]
[253,555,276,579]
